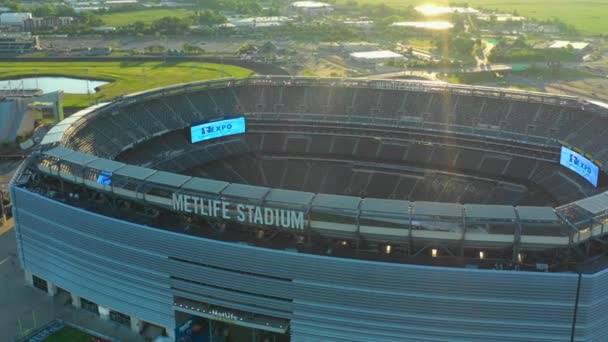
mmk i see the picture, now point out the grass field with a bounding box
[43,326,97,342]
[99,9,192,27]
[338,0,608,35]
[0,61,254,107]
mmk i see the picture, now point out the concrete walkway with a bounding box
[0,222,145,342]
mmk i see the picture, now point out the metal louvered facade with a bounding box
[11,187,608,341]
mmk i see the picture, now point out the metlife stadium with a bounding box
[10,76,608,341]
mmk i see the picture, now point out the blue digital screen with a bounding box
[97,171,112,185]
[560,146,599,187]
[190,117,246,144]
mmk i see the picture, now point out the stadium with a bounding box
[9,76,608,341]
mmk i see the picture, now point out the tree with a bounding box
[32,4,56,17]
[436,34,475,57]
[56,5,76,17]
[450,13,466,33]
[77,12,103,26]
[512,36,528,48]
[238,43,257,55]
[182,43,205,55]
[133,21,146,33]
[3,1,21,11]
[144,45,166,54]
[151,17,190,34]
[193,9,226,26]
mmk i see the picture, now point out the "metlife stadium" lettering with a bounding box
[172,193,305,230]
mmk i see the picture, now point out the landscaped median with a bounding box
[0,61,254,108]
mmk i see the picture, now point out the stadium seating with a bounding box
[117,129,578,205]
[379,90,405,119]
[351,88,381,116]
[480,98,512,126]
[64,82,608,167]
[63,81,606,208]
[282,86,308,113]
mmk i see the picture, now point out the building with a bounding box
[23,16,74,31]
[390,21,454,30]
[70,1,107,12]
[0,33,39,54]
[11,77,608,342]
[229,16,293,29]
[350,50,404,64]
[476,13,526,22]
[342,19,374,27]
[0,12,32,27]
[92,26,117,33]
[0,91,63,143]
[105,0,139,6]
[415,5,479,15]
[549,40,591,54]
[290,1,333,15]
[522,22,560,33]
[339,41,380,52]
[73,6,107,13]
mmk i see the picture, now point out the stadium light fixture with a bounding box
[479,251,485,259]
[517,253,524,263]
[385,245,392,254]
[431,248,438,258]
[340,240,347,246]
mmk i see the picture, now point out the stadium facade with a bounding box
[10,76,608,341]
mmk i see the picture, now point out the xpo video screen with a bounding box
[560,146,599,187]
[190,116,246,144]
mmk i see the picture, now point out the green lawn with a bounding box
[338,0,608,35]
[43,326,97,342]
[99,8,193,27]
[0,61,254,107]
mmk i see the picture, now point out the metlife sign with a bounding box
[560,146,599,187]
[172,193,306,230]
[190,117,246,144]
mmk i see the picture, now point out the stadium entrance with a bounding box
[174,300,289,342]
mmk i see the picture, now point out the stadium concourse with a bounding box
[10,76,608,341]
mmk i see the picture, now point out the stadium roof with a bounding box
[147,171,190,188]
[222,183,269,200]
[42,103,110,145]
[466,204,516,221]
[361,198,409,213]
[44,146,75,159]
[312,194,360,211]
[113,164,156,180]
[62,151,97,165]
[181,178,228,195]
[86,158,125,172]
[265,189,315,206]
[517,206,560,222]
[414,202,462,218]
[350,50,404,60]
[575,192,608,215]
